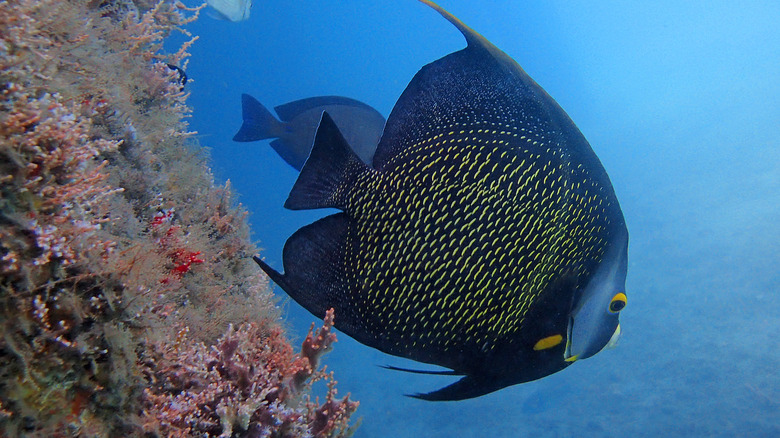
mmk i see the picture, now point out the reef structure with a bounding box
[0,1,357,436]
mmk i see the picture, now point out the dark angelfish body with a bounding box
[233,94,386,170]
[255,0,629,401]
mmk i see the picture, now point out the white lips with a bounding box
[603,323,621,351]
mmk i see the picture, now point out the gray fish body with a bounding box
[255,1,628,401]
[233,94,385,170]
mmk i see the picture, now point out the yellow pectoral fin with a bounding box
[533,334,563,351]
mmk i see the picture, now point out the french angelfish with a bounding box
[255,0,629,401]
[233,94,386,170]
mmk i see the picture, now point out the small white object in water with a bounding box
[206,0,252,22]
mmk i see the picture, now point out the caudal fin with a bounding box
[233,94,283,142]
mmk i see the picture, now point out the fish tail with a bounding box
[253,213,354,322]
[284,111,368,211]
[233,94,284,142]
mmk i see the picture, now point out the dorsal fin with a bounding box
[274,96,381,122]
[418,1,485,49]
[417,1,519,69]
[372,2,530,169]
[371,1,584,171]
[284,112,368,210]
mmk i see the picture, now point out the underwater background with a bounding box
[182,0,779,436]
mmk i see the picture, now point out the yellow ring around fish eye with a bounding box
[609,292,627,313]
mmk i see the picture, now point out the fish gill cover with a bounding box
[0,1,357,436]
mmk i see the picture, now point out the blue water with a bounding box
[183,1,779,436]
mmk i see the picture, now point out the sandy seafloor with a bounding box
[179,1,779,436]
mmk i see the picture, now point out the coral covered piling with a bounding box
[0,1,357,436]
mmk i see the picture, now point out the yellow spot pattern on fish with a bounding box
[332,109,613,361]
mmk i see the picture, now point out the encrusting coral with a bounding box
[0,1,357,436]
[142,309,357,438]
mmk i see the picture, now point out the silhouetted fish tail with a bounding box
[233,94,284,142]
[284,111,370,211]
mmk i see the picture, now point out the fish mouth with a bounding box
[603,323,621,351]
[565,320,621,363]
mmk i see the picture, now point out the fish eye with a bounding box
[608,292,627,313]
